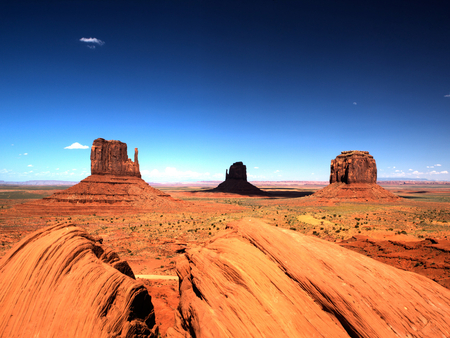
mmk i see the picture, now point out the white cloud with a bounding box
[427,166,434,168]
[274,170,280,173]
[353,102,357,105]
[435,164,442,167]
[441,171,449,174]
[408,169,413,171]
[444,94,450,97]
[0,169,10,174]
[64,142,89,149]
[28,164,33,167]
[254,167,259,169]
[23,153,28,155]
[412,171,422,175]
[79,37,105,46]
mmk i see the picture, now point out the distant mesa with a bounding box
[212,162,267,195]
[312,150,400,201]
[0,223,158,337]
[14,138,184,214]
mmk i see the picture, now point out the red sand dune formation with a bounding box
[167,218,450,338]
[312,150,400,201]
[0,223,158,337]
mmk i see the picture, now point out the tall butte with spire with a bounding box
[18,138,183,214]
[312,150,400,201]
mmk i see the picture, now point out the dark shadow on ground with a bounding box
[190,188,315,199]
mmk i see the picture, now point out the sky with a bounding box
[1,0,449,183]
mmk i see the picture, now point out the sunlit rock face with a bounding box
[91,138,141,177]
[0,223,158,338]
[330,150,377,184]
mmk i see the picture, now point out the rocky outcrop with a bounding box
[167,219,450,338]
[312,151,399,201]
[91,138,141,177]
[15,138,185,214]
[225,161,247,180]
[212,162,266,195]
[330,150,376,184]
[0,223,158,338]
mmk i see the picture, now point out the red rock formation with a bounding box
[91,138,141,177]
[0,223,158,337]
[312,151,399,201]
[167,218,450,338]
[330,150,377,184]
[12,138,185,215]
[225,161,247,180]
[213,162,267,195]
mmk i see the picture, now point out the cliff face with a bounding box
[225,162,247,181]
[330,150,377,184]
[91,138,141,177]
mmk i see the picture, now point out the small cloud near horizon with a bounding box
[254,167,259,169]
[27,165,33,167]
[79,37,105,46]
[64,142,89,149]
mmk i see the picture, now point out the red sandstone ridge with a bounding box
[312,150,399,201]
[211,162,267,195]
[0,223,158,337]
[11,138,185,215]
[167,219,450,337]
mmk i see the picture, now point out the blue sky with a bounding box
[1,0,449,182]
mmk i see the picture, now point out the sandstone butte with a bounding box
[211,162,267,195]
[0,223,158,338]
[312,150,400,201]
[12,138,184,215]
[167,218,450,338]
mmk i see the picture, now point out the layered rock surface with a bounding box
[0,223,158,338]
[340,235,450,289]
[167,218,450,338]
[91,138,141,177]
[313,151,399,201]
[330,150,376,184]
[212,162,266,195]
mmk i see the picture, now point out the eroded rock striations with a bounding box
[313,150,399,201]
[330,150,376,184]
[15,138,184,215]
[212,162,266,195]
[167,219,450,338]
[91,138,141,177]
[0,223,158,338]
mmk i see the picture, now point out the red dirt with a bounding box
[340,235,450,289]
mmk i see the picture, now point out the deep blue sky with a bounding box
[1,0,449,182]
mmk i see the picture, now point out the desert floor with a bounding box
[1,182,450,335]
